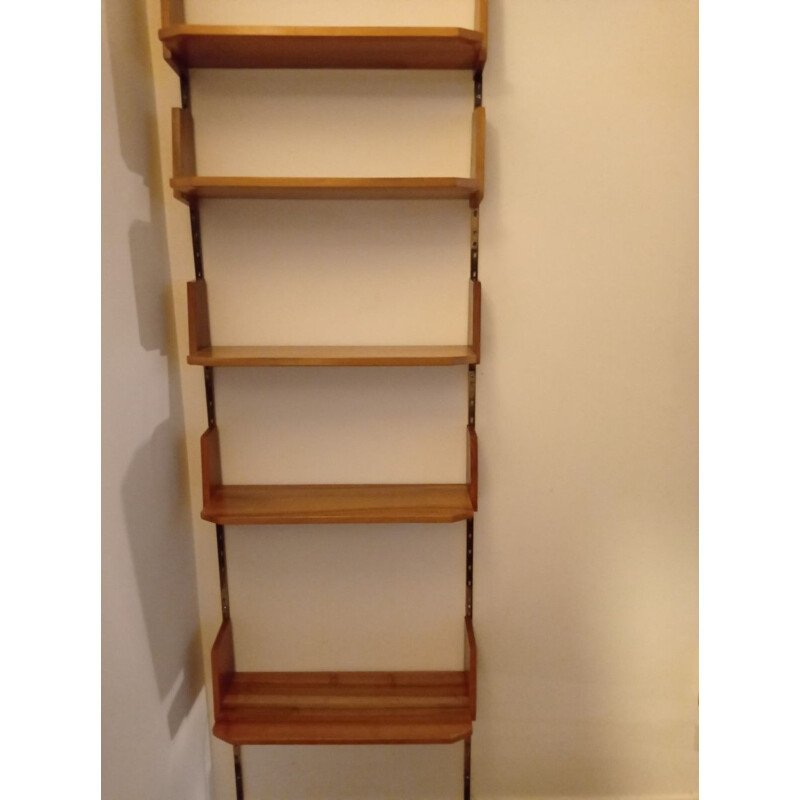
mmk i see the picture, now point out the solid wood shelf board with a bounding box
[218,671,471,744]
[201,484,475,525]
[159,25,486,70]
[188,345,478,367]
[200,425,478,524]
[211,618,477,745]
[171,176,479,202]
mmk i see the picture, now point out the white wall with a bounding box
[144,1,698,797]
[101,0,211,797]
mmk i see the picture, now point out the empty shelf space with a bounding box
[201,426,478,524]
[212,619,477,745]
[160,25,486,71]
[186,279,482,367]
[170,107,485,207]
[188,345,479,367]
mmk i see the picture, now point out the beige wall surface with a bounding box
[101,0,211,797]
[144,0,698,797]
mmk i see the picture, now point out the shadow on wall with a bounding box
[104,0,204,738]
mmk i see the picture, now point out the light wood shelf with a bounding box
[190,345,478,367]
[172,176,480,202]
[203,484,474,525]
[160,1,487,71]
[160,26,486,71]
[211,617,477,745]
[186,279,482,367]
[170,107,486,207]
[201,426,478,525]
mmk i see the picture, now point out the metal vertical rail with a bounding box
[463,737,472,800]
[182,66,239,797]
[216,524,231,620]
[181,71,227,620]
[234,746,245,800]
[466,519,474,618]
[463,68,483,800]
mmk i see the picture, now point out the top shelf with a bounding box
[159,0,488,71]
[160,26,487,71]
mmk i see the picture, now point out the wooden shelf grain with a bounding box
[160,25,487,71]
[200,426,478,525]
[211,618,477,745]
[188,345,478,367]
[202,484,475,525]
[171,176,479,202]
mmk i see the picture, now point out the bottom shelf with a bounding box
[212,618,477,745]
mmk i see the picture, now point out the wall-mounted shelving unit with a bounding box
[159,1,488,797]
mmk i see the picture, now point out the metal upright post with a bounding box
[181,67,241,800]
[463,66,483,800]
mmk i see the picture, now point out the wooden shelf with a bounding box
[172,176,479,202]
[159,1,487,71]
[160,26,487,71]
[186,279,482,367]
[211,618,477,745]
[201,426,478,525]
[170,107,486,207]
[203,484,475,525]
[189,345,478,367]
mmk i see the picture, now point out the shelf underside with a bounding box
[202,484,474,524]
[171,176,478,202]
[160,25,486,70]
[188,345,478,367]
[214,670,473,745]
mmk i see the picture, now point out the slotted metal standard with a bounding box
[169,20,485,800]
[462,64,482,800]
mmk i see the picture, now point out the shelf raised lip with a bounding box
[160,24,483,41]
[159,24,486,70]
[187,345,478,367]
[201,483,475,525]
